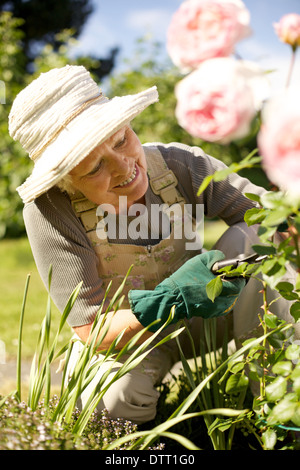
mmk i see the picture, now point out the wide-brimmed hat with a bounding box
[8,65,159,203]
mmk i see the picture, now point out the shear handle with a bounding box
[211,253,268,274]
[211,258,241,274]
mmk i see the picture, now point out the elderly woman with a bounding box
[8,65,297,424]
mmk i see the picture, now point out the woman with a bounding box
[8,65,297,424]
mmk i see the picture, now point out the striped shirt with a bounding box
[23,142,265,326]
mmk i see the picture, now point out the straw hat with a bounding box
[8,65,159,203]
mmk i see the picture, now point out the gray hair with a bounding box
[56,175,76,195]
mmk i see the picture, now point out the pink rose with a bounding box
[258,90,300,196]
[167,0,251,70]
[274,13,300,48]
[175,57,269,144]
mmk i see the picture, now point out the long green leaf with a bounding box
[16,274,30,401]
[105,409,246,450]
[173,324,291,420]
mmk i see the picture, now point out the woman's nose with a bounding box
[108,153,130,176]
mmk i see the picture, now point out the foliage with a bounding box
[0,12,111,239]
[0,0,93,65]
[0,12,30,238]
[0,396,144,450]
[2,2,300,452]
[197,150,300,449]
[2,266,300,450]
[222,312,300,450]
[0,267,267,451]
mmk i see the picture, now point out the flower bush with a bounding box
[258,89,300,197]
[175,57,269,143]
[168,0,300,449]
[274,13,300,49]
[167,0,251,70]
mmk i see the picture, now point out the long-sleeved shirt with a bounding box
[23,142,265,327]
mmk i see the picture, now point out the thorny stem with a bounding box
[291,229,300,273]
[258,282,269,401]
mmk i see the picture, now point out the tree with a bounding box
[0,12,29,237]
[0,12,110,238]
[0,0,92,55]
[0,0,118,79]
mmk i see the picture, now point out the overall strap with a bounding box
[143,144,185,206]
[71,192,98,232]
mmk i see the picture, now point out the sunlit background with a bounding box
[72,0,300,92]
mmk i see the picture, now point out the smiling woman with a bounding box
[8,63,297,425]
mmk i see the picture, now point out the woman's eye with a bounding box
[88,161,102,176]
[114,136,127,149]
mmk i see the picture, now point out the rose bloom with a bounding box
[175,57,269,144]
[258,89,300,196]
[167,0,251,70]
[274,13,300,48]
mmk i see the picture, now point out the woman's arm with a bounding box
[73,308,153,349]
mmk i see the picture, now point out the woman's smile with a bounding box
[116,164,138,188]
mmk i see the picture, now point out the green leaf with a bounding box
[228,356,245,374]
[276,281,295,292]
[257,224,277,242]
[292,378,300,397]
[295,273,300,291]
[267,394,298,425]
[292,404,300,426]
[197,174,214,195]
[285,344,300,362]
[260,191,286,209]
[244,192,262,203]
[275,281,299,300]
[264,312,281,329]
[225,373,249,394]
[263,207,291,227]
[262,428,277,450]
[291,364,300,380]
[266,376,287,402]
[248,361,264,380]
[272,361,292,376]
[252,244,276,256]
[244,207,267,226]
[290,302,300,323]
[206,276,223,302]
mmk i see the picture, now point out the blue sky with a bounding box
[73,0,300,92]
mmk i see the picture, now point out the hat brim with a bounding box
[17,86,158,203]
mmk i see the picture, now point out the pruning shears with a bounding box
[211,252,269,275]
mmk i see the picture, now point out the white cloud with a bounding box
[125,9,172,38]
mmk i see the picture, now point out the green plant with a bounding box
[2,188,300,450]
[197,153,300,450]
[0,395,146,450]
[0,267,200,449]
[0,267,260,450]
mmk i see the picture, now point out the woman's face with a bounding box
[69,126,148,212]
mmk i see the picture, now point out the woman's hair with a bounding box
[56,174,76,195]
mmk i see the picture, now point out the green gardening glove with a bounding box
[128,250,245,332]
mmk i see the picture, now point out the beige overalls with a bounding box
[67,145,299,424]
